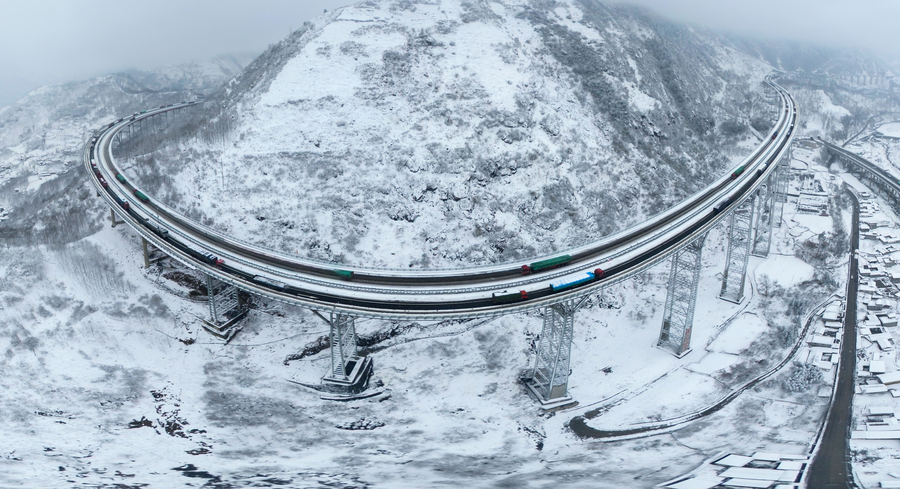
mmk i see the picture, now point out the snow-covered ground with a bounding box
[6,3,900,487]
[792,89,852,138]
[877,122,900,139]
[0,143,850,488]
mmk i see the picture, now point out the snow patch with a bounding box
[708,313,769,355]
[756,255,815,289]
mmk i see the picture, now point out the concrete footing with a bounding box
[525,382,577,411]
[655,344,693,359]
[322,356,374,394]
[201,309,247,343]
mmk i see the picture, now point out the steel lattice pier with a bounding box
[772,157,789,227]
[207,275,239,324]
[528,297,586,407]
[752,177,774,257]
[657,235,706,356]
[720,197,755,304]
[328,313,359,380]
[317,311,372,392]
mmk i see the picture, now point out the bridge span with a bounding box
[84,79,796,406]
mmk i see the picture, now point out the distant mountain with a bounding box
[0,54,253,154]
[722,36,900,141]
[727,36,899,78]
[0,54,254,247]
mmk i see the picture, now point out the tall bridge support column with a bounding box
[527,297,586,409]
[752,179,774,257]
[657,234,706,357]
[719,197,755,304]
[110,209,117,227]
[142,237,150,268]
[316,311,373,393]
[773,158,789,227]
[202,275,246,341]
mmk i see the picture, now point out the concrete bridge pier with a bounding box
[527,297,586,409]
[657,234,707,357]
[719,196,755,304]
[315,311,373,393]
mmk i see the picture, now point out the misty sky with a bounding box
[0,0,357,107]
[1,0,899,108]
[605,0,900,55]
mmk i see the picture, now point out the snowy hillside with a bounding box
[127,0,778,268]
[0,55,253,247]
[777,75,900,143]
[2,2,896,488]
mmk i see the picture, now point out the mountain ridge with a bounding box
[128,0,779,268]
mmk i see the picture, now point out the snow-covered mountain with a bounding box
[0,54,254,247]
[3,3,900,488]
[128,0,779,268]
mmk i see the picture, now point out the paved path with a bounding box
[807,188,859,488]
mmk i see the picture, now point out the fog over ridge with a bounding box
[2,0,900,108]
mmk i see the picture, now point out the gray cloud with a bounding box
[0,0,356,107]
[606,0,900,57]
[2,0,900,107]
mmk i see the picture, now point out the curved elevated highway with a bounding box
[84,80,797,321]
[821,138,900,198]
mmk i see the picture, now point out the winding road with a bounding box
[83,80,795,320]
